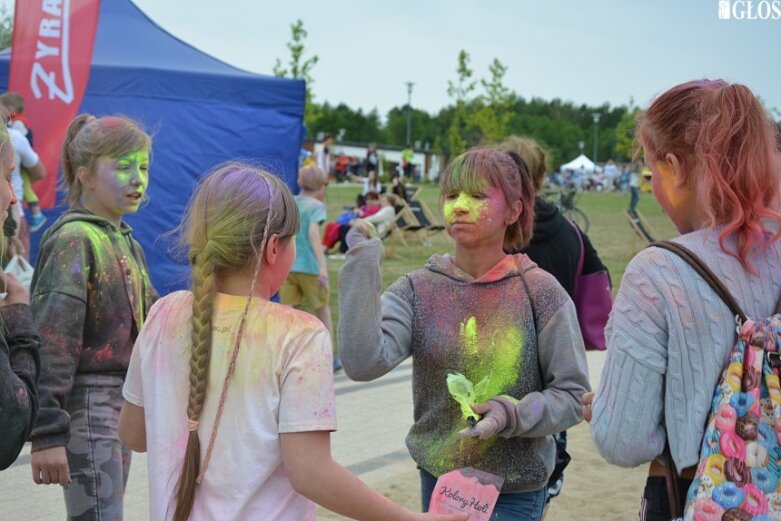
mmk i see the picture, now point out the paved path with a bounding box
[0,351,646,520]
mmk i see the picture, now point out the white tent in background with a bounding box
[560,154,600,173]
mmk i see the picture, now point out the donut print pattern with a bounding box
[684,315,781,521]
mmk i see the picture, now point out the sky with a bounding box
[3,0,780,117]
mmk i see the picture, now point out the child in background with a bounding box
[0,92,46,232]
[339,147,590,520]
[117,163,466,521]
[29,114,156,520]
[279,165,337,367]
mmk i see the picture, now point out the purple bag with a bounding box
[571,222,612,351]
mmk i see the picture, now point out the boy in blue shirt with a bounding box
[280,165,339,369]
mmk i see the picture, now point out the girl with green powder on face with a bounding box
[339,147,591,520]
[29,114,156,521]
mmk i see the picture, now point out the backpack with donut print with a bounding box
[654,241,781,521]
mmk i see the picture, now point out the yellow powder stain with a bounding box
[458,316,523,397]
[443,193,488,224]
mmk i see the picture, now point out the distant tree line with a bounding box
[272,21,643,169]
[304,53,634,170]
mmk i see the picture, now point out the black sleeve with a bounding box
[580,229,609,278]
[0,304,41,469]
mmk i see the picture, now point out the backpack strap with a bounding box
[652,240,748,323]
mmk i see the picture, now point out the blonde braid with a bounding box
[187,245,217,423]
[171,243,216,521]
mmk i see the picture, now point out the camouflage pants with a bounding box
[63,374,131,521]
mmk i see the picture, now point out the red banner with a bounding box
[8,0,100,208]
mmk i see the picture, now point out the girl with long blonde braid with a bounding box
[118,163,466,521]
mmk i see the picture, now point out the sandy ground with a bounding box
[317,350,649,520]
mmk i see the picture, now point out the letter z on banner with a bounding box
[9,0,100,208]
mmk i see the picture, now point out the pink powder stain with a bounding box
[94,344,114,362]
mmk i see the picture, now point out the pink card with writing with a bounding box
[428,467,504,520]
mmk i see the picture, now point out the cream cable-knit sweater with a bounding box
[591,226,781,470]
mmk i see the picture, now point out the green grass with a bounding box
[323,183,678,327]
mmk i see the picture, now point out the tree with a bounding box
[473,58,514,143]
[613,98,641,162]
[445,50,476,157]
[0,4,13,50]
[273,20,319,128]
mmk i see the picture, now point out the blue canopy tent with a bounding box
[0,0,306,293]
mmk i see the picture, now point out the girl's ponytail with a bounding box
[60,114,95,207]
[695,83,781,269]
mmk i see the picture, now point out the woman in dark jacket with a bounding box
[501,136,607,297]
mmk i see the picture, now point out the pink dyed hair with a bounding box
[637,79,781,272]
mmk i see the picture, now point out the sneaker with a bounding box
[28,213,47,232]
[332,356,343,373]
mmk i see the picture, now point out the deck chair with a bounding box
[383,204,423,247]
[625,209,657,246]
[406,200,449,244]
[405,185,422,202]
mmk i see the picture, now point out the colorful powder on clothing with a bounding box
[426,314,526,469]
[458,315,523,397]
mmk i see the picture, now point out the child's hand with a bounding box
[31,446,71,485]
[582,391,594,423]
[457,400,508,440]
[351,219,377,239]
[0,272,30,306]
[318,268,329,287]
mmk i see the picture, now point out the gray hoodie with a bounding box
[338,232,590,492]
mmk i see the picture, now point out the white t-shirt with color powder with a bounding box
[123,290,337,521]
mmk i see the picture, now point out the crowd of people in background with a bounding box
[1,77,780,521]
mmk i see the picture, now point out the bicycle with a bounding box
[545,185,590,233]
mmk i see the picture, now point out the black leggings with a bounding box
[639,476,692,521]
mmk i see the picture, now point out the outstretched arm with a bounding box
[337,226,414,381]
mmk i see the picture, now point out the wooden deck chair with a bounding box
[413,199,451,243]
[383,204,423,247]
[405,185,422,202]
[405,200,451,245]
[624,209,657,247]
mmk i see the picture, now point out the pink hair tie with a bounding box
[186,418,199,432]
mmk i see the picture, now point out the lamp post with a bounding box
[405,82,415,145]
[592,112,601,165]
[578,140,585,154]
